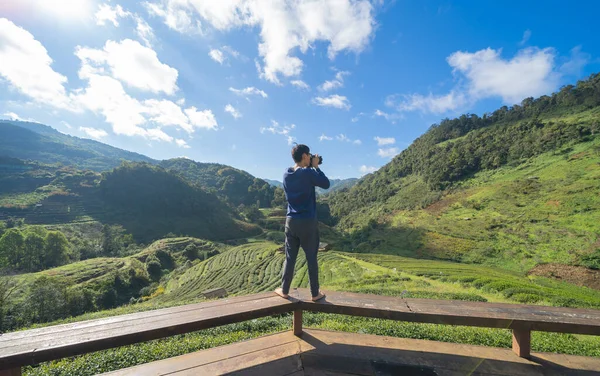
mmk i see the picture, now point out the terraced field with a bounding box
[159,241,600,308]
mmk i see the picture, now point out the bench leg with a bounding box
[0,368,21,376]
[512,329,531,358]
[293,309,303,336]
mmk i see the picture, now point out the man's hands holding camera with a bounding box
[310,154,321,168]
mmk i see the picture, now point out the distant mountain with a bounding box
[159,158,275,207]
[0,120,154,171]
[317,178,359,196]
[263,179,283,188]
[0,158,260,242]
[264,177,358,196]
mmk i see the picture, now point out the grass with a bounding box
[10,240,600,375]
[337,136,600,273]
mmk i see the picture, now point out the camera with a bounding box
[310,154,323,165]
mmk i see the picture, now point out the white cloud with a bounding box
[72,56,217,137]
[75,39,179,95]
[318,70,349,91]
[147,127,174,142]
[378,147,399,158]
[221,46,240,58]
[143,0,375,84]
[392,91,467,114]
[319,133,333,141]
[209,49,225,64]
[229,86,268,98]
[374,109,402,123]
[61,121,72,129]
[312,94,351,110]
[176,139,191,148]
[224,104,241,119]
[79,126,108,139]
[519,29,531,46]
[337,133,361,144]
[291,80,310,90]
[387,46,589,115]
[351,112,365,122]
[2,112,36,122]
[143,98,193,132]
[144,1,201,34]
[447,47,559,104]
[374,136,395,146]
[72,73,148,137]
[96,5,155,47]
[184,107,218,130]
[134,16,155,47]
[359,165,378,175]
[560,46,591,77]
[95,4,130,26]
[0,18,71,109]
[209,46,241,64]
[260,120,296,145]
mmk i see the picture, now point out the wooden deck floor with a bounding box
[104,329,600,375]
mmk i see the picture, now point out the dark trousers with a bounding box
[281,217,320,297]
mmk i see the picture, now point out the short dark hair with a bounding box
[292,144,310,163]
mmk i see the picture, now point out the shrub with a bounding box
[512,293,542,304]
[146,256,162,281]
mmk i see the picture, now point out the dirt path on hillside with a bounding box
[528,264,600,291]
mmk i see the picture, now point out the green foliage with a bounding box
[98,162,260,242]
[146,256,162,281]
[265,231,285,243]
[159,158,276,208]
[329,73,600,228]
[0,228,24,268]
[580,249,600,270]
[44,231,71,268]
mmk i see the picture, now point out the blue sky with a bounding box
[1,0,599,181]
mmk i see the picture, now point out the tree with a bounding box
[44,231,70,268]
[23,233,45,272]
[0,272,17,332]
[22,276,68,324]
[0,229,24,269]
[146,255,162,281]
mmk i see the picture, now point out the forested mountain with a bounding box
[325,73,600,271]
[0,120,154,170]
[159,158,275,207]
[317,178,359,196]
[0,159,260,245]
[265,177,359,195]
[263,179,283,188]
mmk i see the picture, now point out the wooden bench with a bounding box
[1,288,599,375]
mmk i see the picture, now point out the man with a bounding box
[275,144,330,301]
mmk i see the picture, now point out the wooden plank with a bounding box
[294,309,303,336]
[103,331,300,375]
[0,296,295,370]
[0,291,278,344]
[298,329,600,375]
[0,368,21,376]
[512,329,531,359]
[171,345,302,376]
[296,289,600,335]
[2,295,291,353]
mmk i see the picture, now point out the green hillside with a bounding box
[7,239,600,375]
[0,160,260,243]
[326,74,600,273]
[159,158,275,207]
[0,121,154,171]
